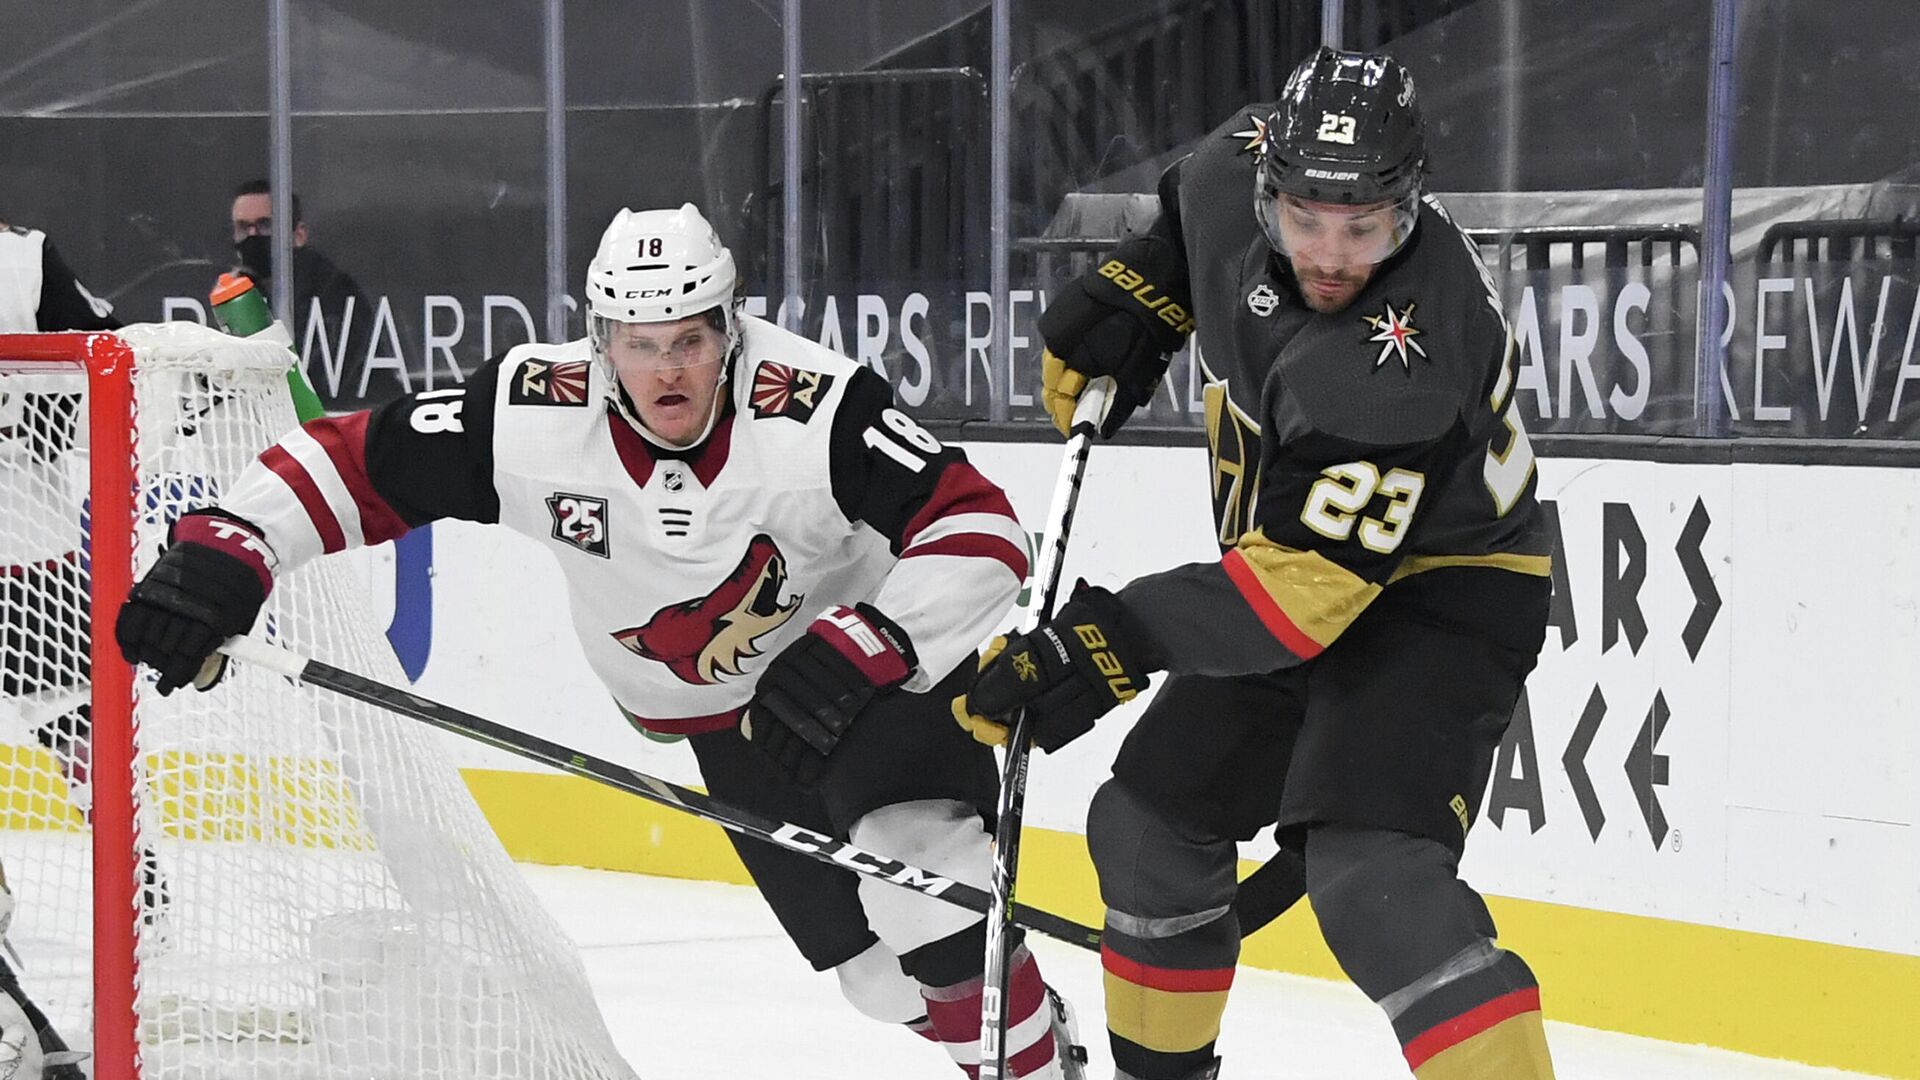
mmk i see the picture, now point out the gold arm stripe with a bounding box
[1229,528,1382,651]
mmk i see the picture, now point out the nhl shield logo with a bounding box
[750,361,834,422]
[1247,283,1280,317]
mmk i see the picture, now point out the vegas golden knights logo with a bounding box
[749,361,834,423]
[1203,382,1261,549]
[613,534,804,684]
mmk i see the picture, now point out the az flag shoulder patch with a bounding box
[509,358,591,406]
[749,361,834,423]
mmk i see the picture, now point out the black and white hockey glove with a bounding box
[952,586,1155,752]
[115,510,276,695]
[744,604,916,788]
[1037,233,1193,438]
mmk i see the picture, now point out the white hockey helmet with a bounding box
[585,203,743,372]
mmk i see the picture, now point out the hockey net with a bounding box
[0,324,637,1079]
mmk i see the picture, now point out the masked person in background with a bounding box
[229,180,377,410]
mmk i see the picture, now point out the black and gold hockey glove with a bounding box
[1037,233,1194,438]
[952,586,1156,752]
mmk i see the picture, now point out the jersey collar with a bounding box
[607,404,735,490]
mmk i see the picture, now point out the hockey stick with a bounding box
[978,378,1111,1080]
[216,635,1102,952]
[1233,848,1307,938]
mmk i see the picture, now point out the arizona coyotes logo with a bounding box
[612,533,804,685]
[749,361,834,422]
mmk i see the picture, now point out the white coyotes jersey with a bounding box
[225,314,1029,735]
[489,332,898,731]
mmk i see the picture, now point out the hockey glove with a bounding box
[115,510,276,695]
[1037,233,1194,438]
[952,586,1155,752]
[745,604,916,788]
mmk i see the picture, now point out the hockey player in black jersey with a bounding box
[114,204,1083,1078]
[956,49,1556,1080]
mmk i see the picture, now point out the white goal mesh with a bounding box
[0,323,638,1079]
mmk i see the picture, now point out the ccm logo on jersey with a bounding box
[613,533,804,685]
[749,361,834,423]
[546,493,610,557]
[509,359,591,406]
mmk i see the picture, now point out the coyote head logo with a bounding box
[612,534,803,685]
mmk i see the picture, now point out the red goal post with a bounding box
[0,325,638,1079]
[0,331,140,1073]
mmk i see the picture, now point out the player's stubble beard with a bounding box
[1291,257,1376,315]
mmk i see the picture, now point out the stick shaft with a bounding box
[978,379,1110,1079]
[219,635,1101,951]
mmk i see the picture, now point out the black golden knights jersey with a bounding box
[1116,104,1554,676]
[220,315,1029,734]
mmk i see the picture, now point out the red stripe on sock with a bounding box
[1403,987,1543,1071]
[922,950,1055,1078]
[1101,943,1236,993]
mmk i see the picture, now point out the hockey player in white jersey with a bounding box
[114,203,1081,1078]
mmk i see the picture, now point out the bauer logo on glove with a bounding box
[951,585,1156,752]
[1036,233,1194,438]
[1095,258,1197,334]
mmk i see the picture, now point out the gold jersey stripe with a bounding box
[1389,551,1555,583]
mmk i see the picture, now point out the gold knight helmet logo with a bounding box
[613,534,804,684]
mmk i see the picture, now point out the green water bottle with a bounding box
[210,272,325,423]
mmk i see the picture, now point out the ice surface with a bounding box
[520,864,1887,1080]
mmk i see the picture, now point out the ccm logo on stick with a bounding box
[770,823,957,896]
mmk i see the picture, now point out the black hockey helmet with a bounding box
[1262,47,1426,205]
[1256,48,1426,264]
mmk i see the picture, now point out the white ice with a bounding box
[521,864,1887,1080]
